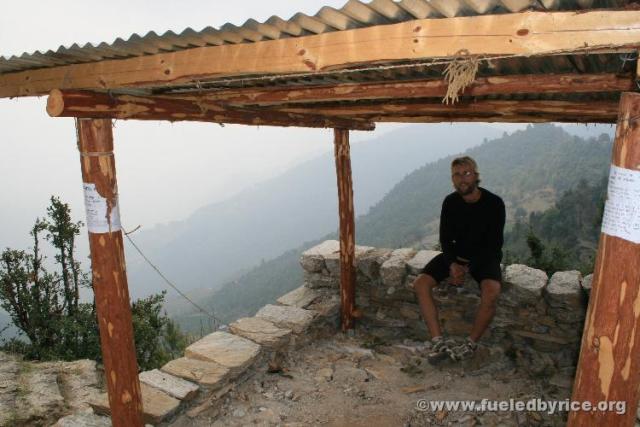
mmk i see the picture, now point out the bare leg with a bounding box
[469,279,501,342]
[413,274,442,339]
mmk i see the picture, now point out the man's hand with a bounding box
[449,262,468,286]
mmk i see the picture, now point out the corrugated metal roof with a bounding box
[0,0,631,75]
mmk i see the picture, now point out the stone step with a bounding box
[161,357,230,389]
[228,317,292,349]
[185,331,261,377]
[139,369,199,401]
[255,304,316,334]
[89,383,180,425]
[277,285,321,308]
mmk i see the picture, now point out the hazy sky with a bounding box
[1,1,408,252]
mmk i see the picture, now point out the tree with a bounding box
[0,197,189,368]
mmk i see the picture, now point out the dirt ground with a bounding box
[169,331,571,427]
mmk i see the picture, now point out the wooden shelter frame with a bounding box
[2,5,640,426]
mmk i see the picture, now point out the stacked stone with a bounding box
[84,274,340,425]
[300,240,590,377]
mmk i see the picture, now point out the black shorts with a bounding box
[420,253,502,284]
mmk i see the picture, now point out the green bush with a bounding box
[0,197,189,369]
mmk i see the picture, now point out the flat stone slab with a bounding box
[229,317,292,349]
[185,331,261,376]
[255,304,316,334]
[139,369,199,401]
[277,285,321,308]
[406,250,440,275]
[90,383,180,425]
[300,240,340,273]
[161,357,230,388]
[53,413,112,427]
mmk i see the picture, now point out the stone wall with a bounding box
[22,239,595,426]
[301,240,592,377]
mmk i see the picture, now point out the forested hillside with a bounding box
[126,124,501,299]
[356,124,611,248]
[174,124,613,331]
[504,177,607,274]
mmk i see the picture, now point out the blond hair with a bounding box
[451,156,481,183]
[451,156,478,172]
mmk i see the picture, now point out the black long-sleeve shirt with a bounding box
[439,187,505,266]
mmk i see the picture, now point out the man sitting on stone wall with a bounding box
[413,156,505,364]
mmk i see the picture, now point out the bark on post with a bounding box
[76,118,144,427]
[569,92,640,426]
[333,128,356,331]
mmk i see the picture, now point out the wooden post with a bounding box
[333,128,356,331]
[568,92,640,426]
[76,118,144,427]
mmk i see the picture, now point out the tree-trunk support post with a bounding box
[76,118,144,427]
[569,92,640,426]
[333,128,356,331]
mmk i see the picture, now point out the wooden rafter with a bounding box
[186,73,635,106]
[370,115,616,124]
[274,100,620,123]
[46,89,375,130]
[2,10,640,98]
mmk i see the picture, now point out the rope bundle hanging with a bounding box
[442,50,480,105]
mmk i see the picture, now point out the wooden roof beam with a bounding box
[189,73,635,106]
[370,114,616,124]
[276,99,619,122]
[3,9,640,98]
[45,89,375,130]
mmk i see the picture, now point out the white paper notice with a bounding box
[601,165,640,244]
[82,183,121,233]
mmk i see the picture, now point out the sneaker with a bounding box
[427,336,455,365]
[449,338,478,361]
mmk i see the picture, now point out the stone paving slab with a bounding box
[255,304,316,334]
[161,357,231,389]
[140,369,199,401]
[90,383,180,425]
[229,317,292,349]
[185,332,261,376]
